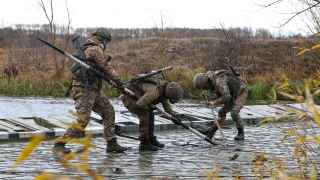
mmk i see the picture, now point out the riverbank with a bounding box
[0,75,312,103]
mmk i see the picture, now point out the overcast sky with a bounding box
[0,0,311,34]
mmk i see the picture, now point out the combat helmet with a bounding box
[92,28,112,41]
[192,73,209,89]
[165,82,184,103]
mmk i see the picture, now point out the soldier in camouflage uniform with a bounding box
[193,70,248,140]
[121,77,184,151]
[54,28,127,153]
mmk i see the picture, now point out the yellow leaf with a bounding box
[68,135,94,148]
[34,172,56,180]
[305,84,320,127]
[204,166,220,180]
[312,88,320,96]
[271,87,277,100]
[58,152,77,169]
[297,49,310,56]
[313,136,320,144]
[287,129,297,136]
[311,44,320,50]
[296,136,306,144]
[277,91,304,102]
[12,135,45,169]
[297,48,310,56]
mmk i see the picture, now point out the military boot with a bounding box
[139,138,159,152]
[106,138,128,153]
[151,136,165,148]
[234,127,245,141]
[206,126,218,140]
[53,142,71,154]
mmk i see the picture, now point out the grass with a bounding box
[0,76,122,98]
[247,82,273,101]
[0,72,318,106]
[0,76,70,97]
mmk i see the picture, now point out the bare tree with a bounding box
[38,0,73,77]
[39,0,56,42]
[62,0,72,71]
[39,0,60,77]
[263,0,320,26]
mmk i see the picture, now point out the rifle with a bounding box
[39,38,216,146]
[38,38,136,98]
[224,57,240,77]
[157,107,217,146]
[125,66,173,84]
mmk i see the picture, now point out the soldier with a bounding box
[121,77,184,151]
[192,69,248,140]
[53,28,127,153]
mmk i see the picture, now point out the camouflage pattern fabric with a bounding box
[207,70,248,129]
[56,87,116,144]
[121,81,174,142]
[56,36,120,144]
[72,36,123,90]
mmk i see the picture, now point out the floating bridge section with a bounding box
[0,97,308,141]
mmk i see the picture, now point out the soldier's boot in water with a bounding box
[53,142,71,154]
[139,138,160,152]
[234,127,245,141]
[106,138,128,153]
[206,126,218,140]
[151,136,165,148]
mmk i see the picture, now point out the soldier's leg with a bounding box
[93,94,127,153]
[54,87,96,152]
[206,106,228,139]
[121,95,158,151]
[232,89,248,141]
[137,110,159,151]
[217,107,228,127]
[149,111,164,148]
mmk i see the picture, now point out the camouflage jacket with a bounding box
[207,70,246,106]
[128,78,174,113]
[72,36,122,90]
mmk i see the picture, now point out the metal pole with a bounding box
[202,95,227,146]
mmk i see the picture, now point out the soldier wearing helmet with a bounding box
[193,69,248,141]
[121,77,183,151]
[54,28,127,154]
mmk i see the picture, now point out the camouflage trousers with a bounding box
[213,88,248,129]
[121,95,155,143]
[56,86,116,144]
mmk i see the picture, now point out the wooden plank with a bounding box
[0,119,26,132]
[14,118,50,131]
[1,119,37,131]
[0,124,15,132]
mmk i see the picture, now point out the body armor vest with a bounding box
[209,70,246,100]
[128,77,167,104]
[70,44,102,89]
